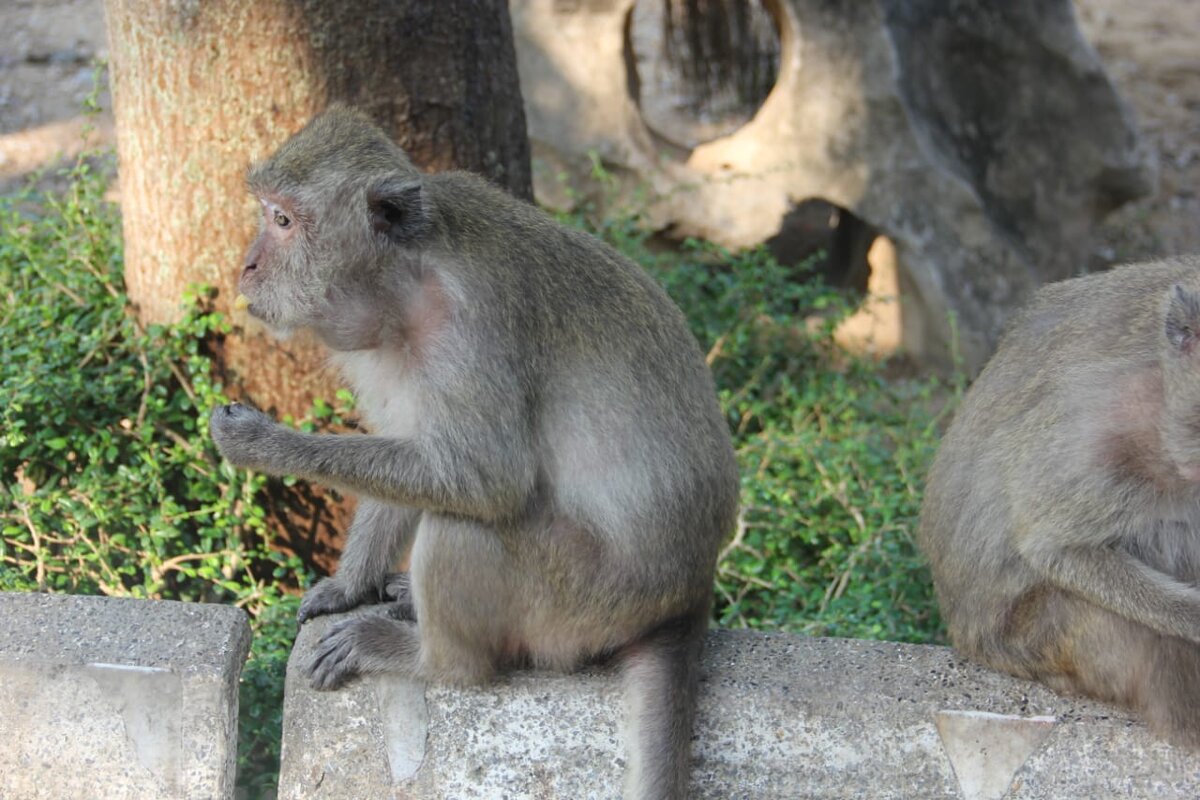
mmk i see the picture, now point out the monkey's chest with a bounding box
[333,350,423,437]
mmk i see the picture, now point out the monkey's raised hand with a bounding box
[209,402,290,472]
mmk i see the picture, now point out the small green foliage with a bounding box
[237,593,300,796]
[0,154,302,794]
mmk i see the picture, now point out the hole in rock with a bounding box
[627,0,781,149]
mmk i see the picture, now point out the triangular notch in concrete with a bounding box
[935,710,1056,800]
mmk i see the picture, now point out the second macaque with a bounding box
[920,255,1200,746]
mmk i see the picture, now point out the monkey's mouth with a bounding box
[237,297,295,340]
[234,293,269,322]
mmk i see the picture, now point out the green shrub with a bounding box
[0,154,302,793]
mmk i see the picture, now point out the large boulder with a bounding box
[511,0,1155,370]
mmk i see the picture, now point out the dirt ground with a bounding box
[0,0,1196,264]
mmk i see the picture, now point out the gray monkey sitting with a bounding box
[920,256,1200,747]
[210,106,739,799]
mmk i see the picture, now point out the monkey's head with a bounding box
[239,105,433,348]
[1161,281,1200,480]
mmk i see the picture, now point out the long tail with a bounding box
[620,607,708,800]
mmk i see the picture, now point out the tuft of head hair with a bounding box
[248,105,417,196]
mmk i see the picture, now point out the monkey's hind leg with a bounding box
[1054,610,1200,747]
[306,517,507,691]
[997,588,1200,747]
[1137,632,1200,747]
[297,501,419,624]
[620,608,708,800]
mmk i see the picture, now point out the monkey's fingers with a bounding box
[383,573,417,621]
[382,572,412,603]
[298,578,365,624]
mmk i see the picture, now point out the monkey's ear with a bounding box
[367,176,431,245]
[1165,284,1200,354]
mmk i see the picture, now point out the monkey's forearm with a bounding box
[260,427,526,521]
[211,404,529,520]
[1032,545,1200,642]
[217,410,530,522]
[297,500,420,624]
[334,500,420,593]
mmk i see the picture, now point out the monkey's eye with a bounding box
[273,209,291,228]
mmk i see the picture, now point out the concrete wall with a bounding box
[0,592,251,800]
[281,611,1200,799]
[3,594,1197,798]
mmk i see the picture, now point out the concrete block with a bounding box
[280,612,1200,799]
[0,592,252,800]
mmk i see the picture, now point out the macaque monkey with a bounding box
[919,256,1200,746]
[209,106,739,798]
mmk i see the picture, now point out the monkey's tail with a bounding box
[619,607,708,800]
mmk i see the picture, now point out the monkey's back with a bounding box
[424,173,740,602]
[920,256,1200,658]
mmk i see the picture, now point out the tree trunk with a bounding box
[105,0,531,415]
[105,0,532,569]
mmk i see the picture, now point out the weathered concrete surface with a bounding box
[510,0,1156,372]
[280,615,1200,799]
[0,592,251,800]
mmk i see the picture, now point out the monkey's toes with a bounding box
[306,620,361,690]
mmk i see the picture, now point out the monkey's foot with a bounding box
[298,578,376,624]
[306,615,420,690]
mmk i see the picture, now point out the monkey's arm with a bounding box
[1021,536,1200,643]
[210,403,532,522]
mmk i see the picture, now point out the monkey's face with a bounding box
[238,177,432,351]
[238,193,321,339]
[239,106,434,349]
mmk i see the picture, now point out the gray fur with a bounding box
[919,255,1200,747]
[210,106,739,799]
